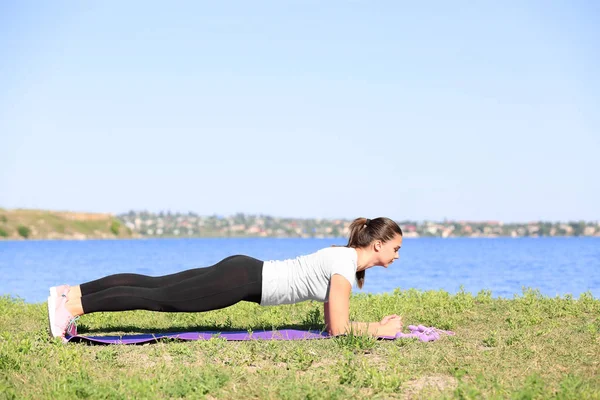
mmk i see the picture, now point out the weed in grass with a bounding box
[337,352,405,393]
[0,381,17,400]
[482,330,498,348]
[0,353,20,372]
[301,305,323,328]
[453,379,484,399]
[557,374,588,399]
[158,366,229,398]
[505,331,524,346]
[338,352,358,385]
[289,346,316,371]
[95,347,119,364]
[512,373,547,399]
[167,342,194,361]
[271,377,350,400]
[333,325,378,354]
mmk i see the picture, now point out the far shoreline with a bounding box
[1,235,599,242]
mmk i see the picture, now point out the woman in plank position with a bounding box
[48,217,404,342]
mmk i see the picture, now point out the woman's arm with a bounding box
[324,275,401,337]
[324,300,331,328]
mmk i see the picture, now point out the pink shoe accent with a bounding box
[66,317,78,338]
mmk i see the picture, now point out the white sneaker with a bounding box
[47,294,79,342]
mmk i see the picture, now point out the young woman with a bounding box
[48,217,404,342]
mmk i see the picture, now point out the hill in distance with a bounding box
[0,208,135,240]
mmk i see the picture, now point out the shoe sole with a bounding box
[47,295,58,337]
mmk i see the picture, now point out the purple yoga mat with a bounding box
[66,329,334,344]
[65,326,453,344]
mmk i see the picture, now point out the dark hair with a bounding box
[345,217,403,289]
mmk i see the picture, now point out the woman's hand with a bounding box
[378,315,403,336]
[380,314,402,326]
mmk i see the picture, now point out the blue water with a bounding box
[0,237,598,303]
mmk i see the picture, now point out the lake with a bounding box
[1,237,598,303]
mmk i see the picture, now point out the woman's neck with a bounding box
[354,247,375,272]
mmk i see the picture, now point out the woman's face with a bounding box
[377,233,403,268]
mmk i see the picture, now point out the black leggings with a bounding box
[80,255,263,314]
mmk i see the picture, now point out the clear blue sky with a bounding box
[1,1,598,222]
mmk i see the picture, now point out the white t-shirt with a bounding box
[260,246,358,306]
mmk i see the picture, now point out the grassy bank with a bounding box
[1,289,599,399]
[0,208,134,240]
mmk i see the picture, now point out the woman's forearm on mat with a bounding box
[324,321,384,336]
[347,321,384,336]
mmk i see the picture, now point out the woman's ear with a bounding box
[374,240,382,252]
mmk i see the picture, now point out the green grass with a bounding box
[1,289,599,399]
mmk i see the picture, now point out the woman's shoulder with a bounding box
[318,245,353,253]
[315,246,357,261]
